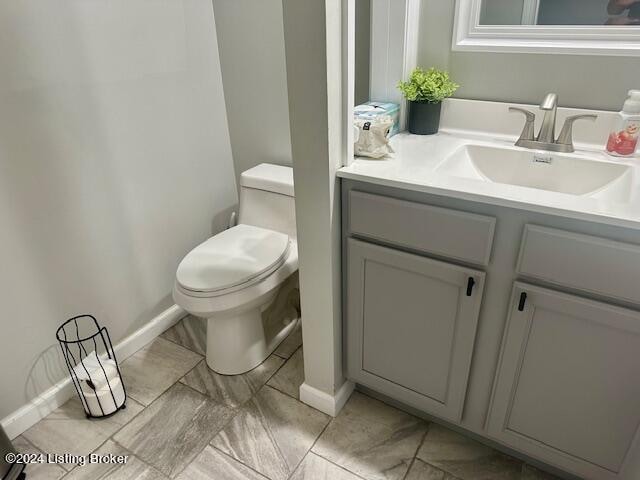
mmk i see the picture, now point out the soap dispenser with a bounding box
[606,90,640,157]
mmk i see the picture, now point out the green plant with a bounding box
[397,67,459,103]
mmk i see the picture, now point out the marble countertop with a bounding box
[339,130,640,230]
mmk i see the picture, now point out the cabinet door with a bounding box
[346,238,485,423]
[487,283,640,480]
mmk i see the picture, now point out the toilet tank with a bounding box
[239,164,296,238]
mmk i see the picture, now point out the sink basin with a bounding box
[435,144,632,198]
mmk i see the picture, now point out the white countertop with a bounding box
[338,130,640,230]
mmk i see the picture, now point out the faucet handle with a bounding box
[556,114,598,151]
[509,107,536,144]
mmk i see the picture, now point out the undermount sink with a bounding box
[435,144,632,200]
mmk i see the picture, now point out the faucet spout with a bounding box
[540,93,557,111]
[537,93,558,143]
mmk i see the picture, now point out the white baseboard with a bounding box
[111,305,186,361]
[299,380,355,417]
[1,305,186,440]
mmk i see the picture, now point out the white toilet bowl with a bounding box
[173,164,299,375]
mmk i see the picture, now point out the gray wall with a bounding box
[355,0,371,105]
[212,0,293,181]
[537,0,610,25]
[480,0,524,25]
[419,1,640,110]
[0,0,237,419]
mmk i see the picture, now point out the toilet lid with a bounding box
[176,224,290,294]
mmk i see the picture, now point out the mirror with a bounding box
[480,0,640,26]
[454,0,640,55]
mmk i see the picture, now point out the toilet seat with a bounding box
[176,224,290,297]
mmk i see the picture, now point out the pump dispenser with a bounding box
[606,90,640,157]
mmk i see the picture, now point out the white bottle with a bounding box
[606,90,640,157]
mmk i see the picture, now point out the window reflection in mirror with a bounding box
[479,0,640,26]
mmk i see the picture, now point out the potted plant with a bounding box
[398,67,459,135]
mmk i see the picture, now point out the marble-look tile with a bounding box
[161,316,206,355]
[417,424,522,480]
[176,446,268,480]
[289,453,363,480]
[114,383,235,478]
[63,440,168,480]
[273,319,303,359]
[405,459,460,480]
[120,337,201,405]
[22,397,143,471]
[521,464,564,480]
[312,392,428,480]
[13,436,66,480]
[267,347,304,399]
[211,385,330,480]
[181,356,283,407]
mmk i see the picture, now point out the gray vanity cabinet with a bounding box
[346,238,485,423]
[342,181,640,480]
[487,282,640,480]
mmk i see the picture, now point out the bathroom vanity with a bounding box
[339,100,640,480]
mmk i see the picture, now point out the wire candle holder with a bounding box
[56,315,127,419]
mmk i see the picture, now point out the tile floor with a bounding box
[17,316,563,480]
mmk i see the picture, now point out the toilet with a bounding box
[173,164,299,375]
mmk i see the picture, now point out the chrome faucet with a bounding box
[509,93,597,153]
[537,93,558,144]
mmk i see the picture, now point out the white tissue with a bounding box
[354,117,395,159]
[72,351,124,416]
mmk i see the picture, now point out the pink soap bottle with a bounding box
[606,90,640,157]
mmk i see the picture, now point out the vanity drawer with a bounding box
[517,225,640,304]
[348,191,496,265]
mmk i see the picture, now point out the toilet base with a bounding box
[174,265,301,376]
[206,310,299,375]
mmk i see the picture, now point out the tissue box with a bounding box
[354,101,400,137]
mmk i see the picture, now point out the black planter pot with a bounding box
[407,101,442,135]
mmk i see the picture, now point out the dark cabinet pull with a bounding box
[466,277,475,296]
[518,292,527,311]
